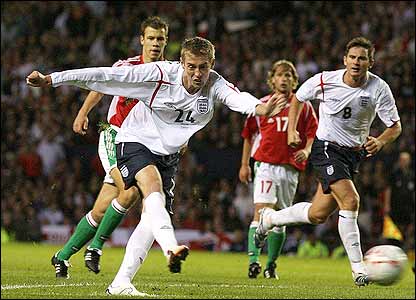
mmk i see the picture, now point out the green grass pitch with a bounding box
[1,242,415,299]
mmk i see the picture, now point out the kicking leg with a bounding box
[136,165,188,273]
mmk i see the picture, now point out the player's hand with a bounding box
[26,71,51,87]
[73,113,89,135]
[293,149,310,162]
[364,136,384,157]
[179,144,188,156]
[261,93,287,117]
[239,165,252,185]
[288,130,301,148]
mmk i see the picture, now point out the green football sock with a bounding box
[266,230,286,268]
[248,226,261,264]
[88,203,126,251]
[57,215,97,261]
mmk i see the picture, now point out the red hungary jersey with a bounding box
[107,55,144,127]
[241,93,318,171]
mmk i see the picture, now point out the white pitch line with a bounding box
[2,281,288,293]
[142,282,290,289]
[1,282,97,290]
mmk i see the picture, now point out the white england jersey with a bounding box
[296,69,400,147]
[107,55,144,128]
[51,61,261,155]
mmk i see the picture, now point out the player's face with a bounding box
[343,46,372,80]
[181,51,214,94]
[140,27,167,62]
[272,66,294,95]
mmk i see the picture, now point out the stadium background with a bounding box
[1,1,414,258]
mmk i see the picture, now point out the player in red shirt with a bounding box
[239,60,318,279]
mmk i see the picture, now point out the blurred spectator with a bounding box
[384,151,415,251]
[282,227,305,255]
[17,139,43,179]
[36,130,65,176]
[0,2,414,251]
[297,232,329,258]
[232,182,254,224]
[38,201,65,225]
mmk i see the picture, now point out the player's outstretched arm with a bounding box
[26,71,51,87]
[287,96,304,148]
[27,65,157,100]
[255,93,287,117]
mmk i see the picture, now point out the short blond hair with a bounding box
[181,37,215,62]
[267,59,299,91]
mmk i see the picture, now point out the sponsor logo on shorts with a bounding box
[120,165,129,177]
[326,165,334,175]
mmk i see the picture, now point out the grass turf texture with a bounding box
[1,242,414,299]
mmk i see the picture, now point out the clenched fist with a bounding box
[26,71,51,87]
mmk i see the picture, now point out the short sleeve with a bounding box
[296,73,321,103]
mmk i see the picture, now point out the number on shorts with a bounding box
[261,180,273,193]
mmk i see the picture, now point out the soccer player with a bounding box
[49,16,170,280]
[239,60,318,279]
[26,36,288,295]
[254,37,402,287]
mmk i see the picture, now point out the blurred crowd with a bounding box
[1,1,414,255]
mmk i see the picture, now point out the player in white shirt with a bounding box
[48,16,168,286]
[27,36,287,295]
[254,37,402,287]
[47,16,172,295]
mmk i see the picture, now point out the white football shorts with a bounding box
[253,161,299,208]
[98,125,119,184]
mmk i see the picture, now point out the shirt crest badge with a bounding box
[326,165,334,175]
[360,96,370,107]
[196,98,209,114]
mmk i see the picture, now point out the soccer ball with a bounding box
[364,245,408,285]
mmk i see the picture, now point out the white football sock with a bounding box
[144,192,178,256]
[338,210,366,274]
[269,202,312,226]
[111,212,154,286]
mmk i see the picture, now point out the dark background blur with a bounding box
[1,1,414,255]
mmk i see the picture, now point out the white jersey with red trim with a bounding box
[107,55,144,128]
[51,61,261,155]
[296,69,400,148]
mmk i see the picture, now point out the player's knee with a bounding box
[308,212,328,224]
[341,194,360,211]
[117,187,139,208]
